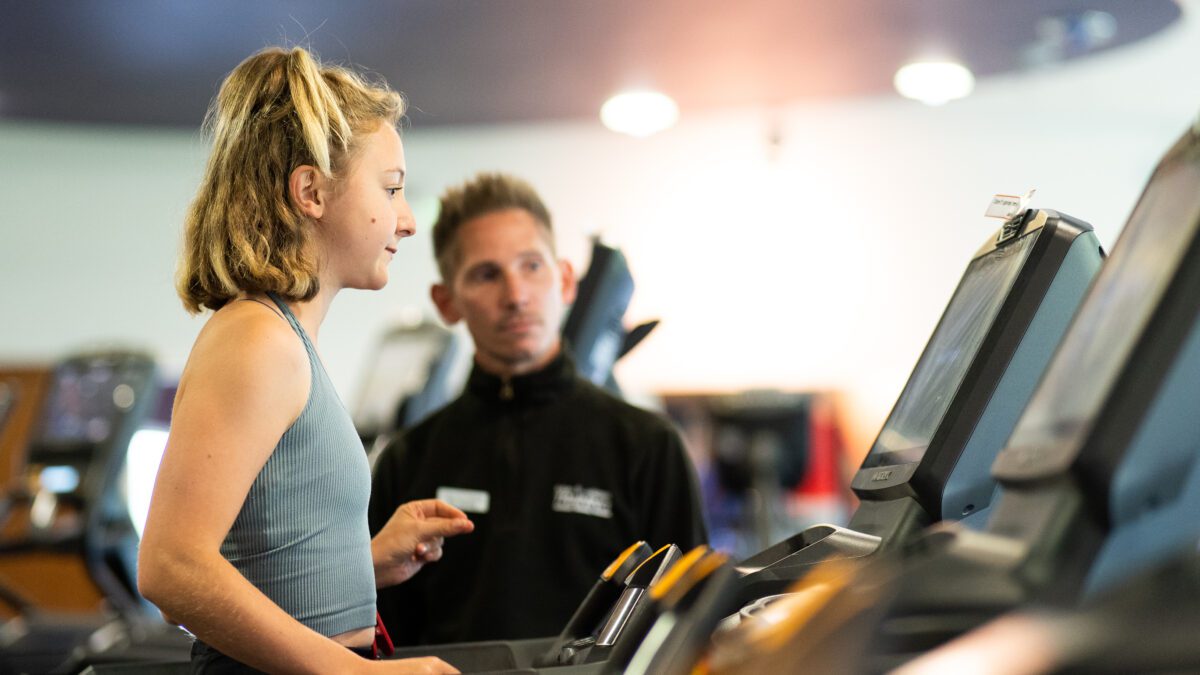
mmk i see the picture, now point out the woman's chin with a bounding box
[353,273,389,291]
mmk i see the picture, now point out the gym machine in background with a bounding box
[353,320,465,457]
[0,366,54,530]
[663,391,851,559]
[0,350,190,674]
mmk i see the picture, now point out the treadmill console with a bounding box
[28,352,157,506]
[995,138,1200,483]
[861,224,1038,479]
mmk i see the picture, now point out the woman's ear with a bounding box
[289,165,326,219]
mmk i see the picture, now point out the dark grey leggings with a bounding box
[190,640,373,673]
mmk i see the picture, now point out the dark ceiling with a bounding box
[0,0,1182,130]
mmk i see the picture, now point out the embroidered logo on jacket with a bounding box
[552,484,613,519]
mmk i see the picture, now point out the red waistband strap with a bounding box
[372,611,395,659]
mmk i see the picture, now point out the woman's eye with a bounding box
[386,186,404,198]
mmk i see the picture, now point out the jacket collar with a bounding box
[467,350,577,405]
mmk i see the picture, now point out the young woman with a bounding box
[138,47,471,674]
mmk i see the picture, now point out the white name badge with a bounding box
[436,486,491,514]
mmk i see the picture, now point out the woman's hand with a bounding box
[372,499,474,588]
[366,656,460,674]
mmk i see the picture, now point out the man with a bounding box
[369,172,708,645]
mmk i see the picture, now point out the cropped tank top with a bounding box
[218,293,376,636]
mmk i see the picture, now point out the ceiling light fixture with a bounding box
[893,61,976,106]
[600,90,679,138]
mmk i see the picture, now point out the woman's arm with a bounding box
[138,305,454,674]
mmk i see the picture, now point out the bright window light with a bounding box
[894,61,976,106]
[600,90,679,138]
[124,427,170,539]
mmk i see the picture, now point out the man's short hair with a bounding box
[432,172,555,281]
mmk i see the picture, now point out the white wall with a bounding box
[2,6,1199,455]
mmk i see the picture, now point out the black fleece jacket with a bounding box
[369,352,708,645]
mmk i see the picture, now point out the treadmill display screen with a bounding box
[39,364,129,446]
[1005,139,1200,459]
[352,326,450,434]
[864,229,1038,468]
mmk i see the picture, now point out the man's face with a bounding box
[432,208,576,377]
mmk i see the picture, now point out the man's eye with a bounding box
[386,186,404,198]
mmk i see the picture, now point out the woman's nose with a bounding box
[396,215,415,239]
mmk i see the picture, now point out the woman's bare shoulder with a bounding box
[177,300,311,420]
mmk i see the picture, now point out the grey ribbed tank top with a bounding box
[218,293,376,636]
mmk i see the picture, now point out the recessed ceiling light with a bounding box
[600,90,679,138]
[893,61,976,106]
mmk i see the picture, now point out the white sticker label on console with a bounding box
[436,486,491,514]
[984,189,1036,220]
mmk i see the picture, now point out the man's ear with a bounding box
[289,165,326,220]
[559,259,578,306]
[430,283,462,325]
